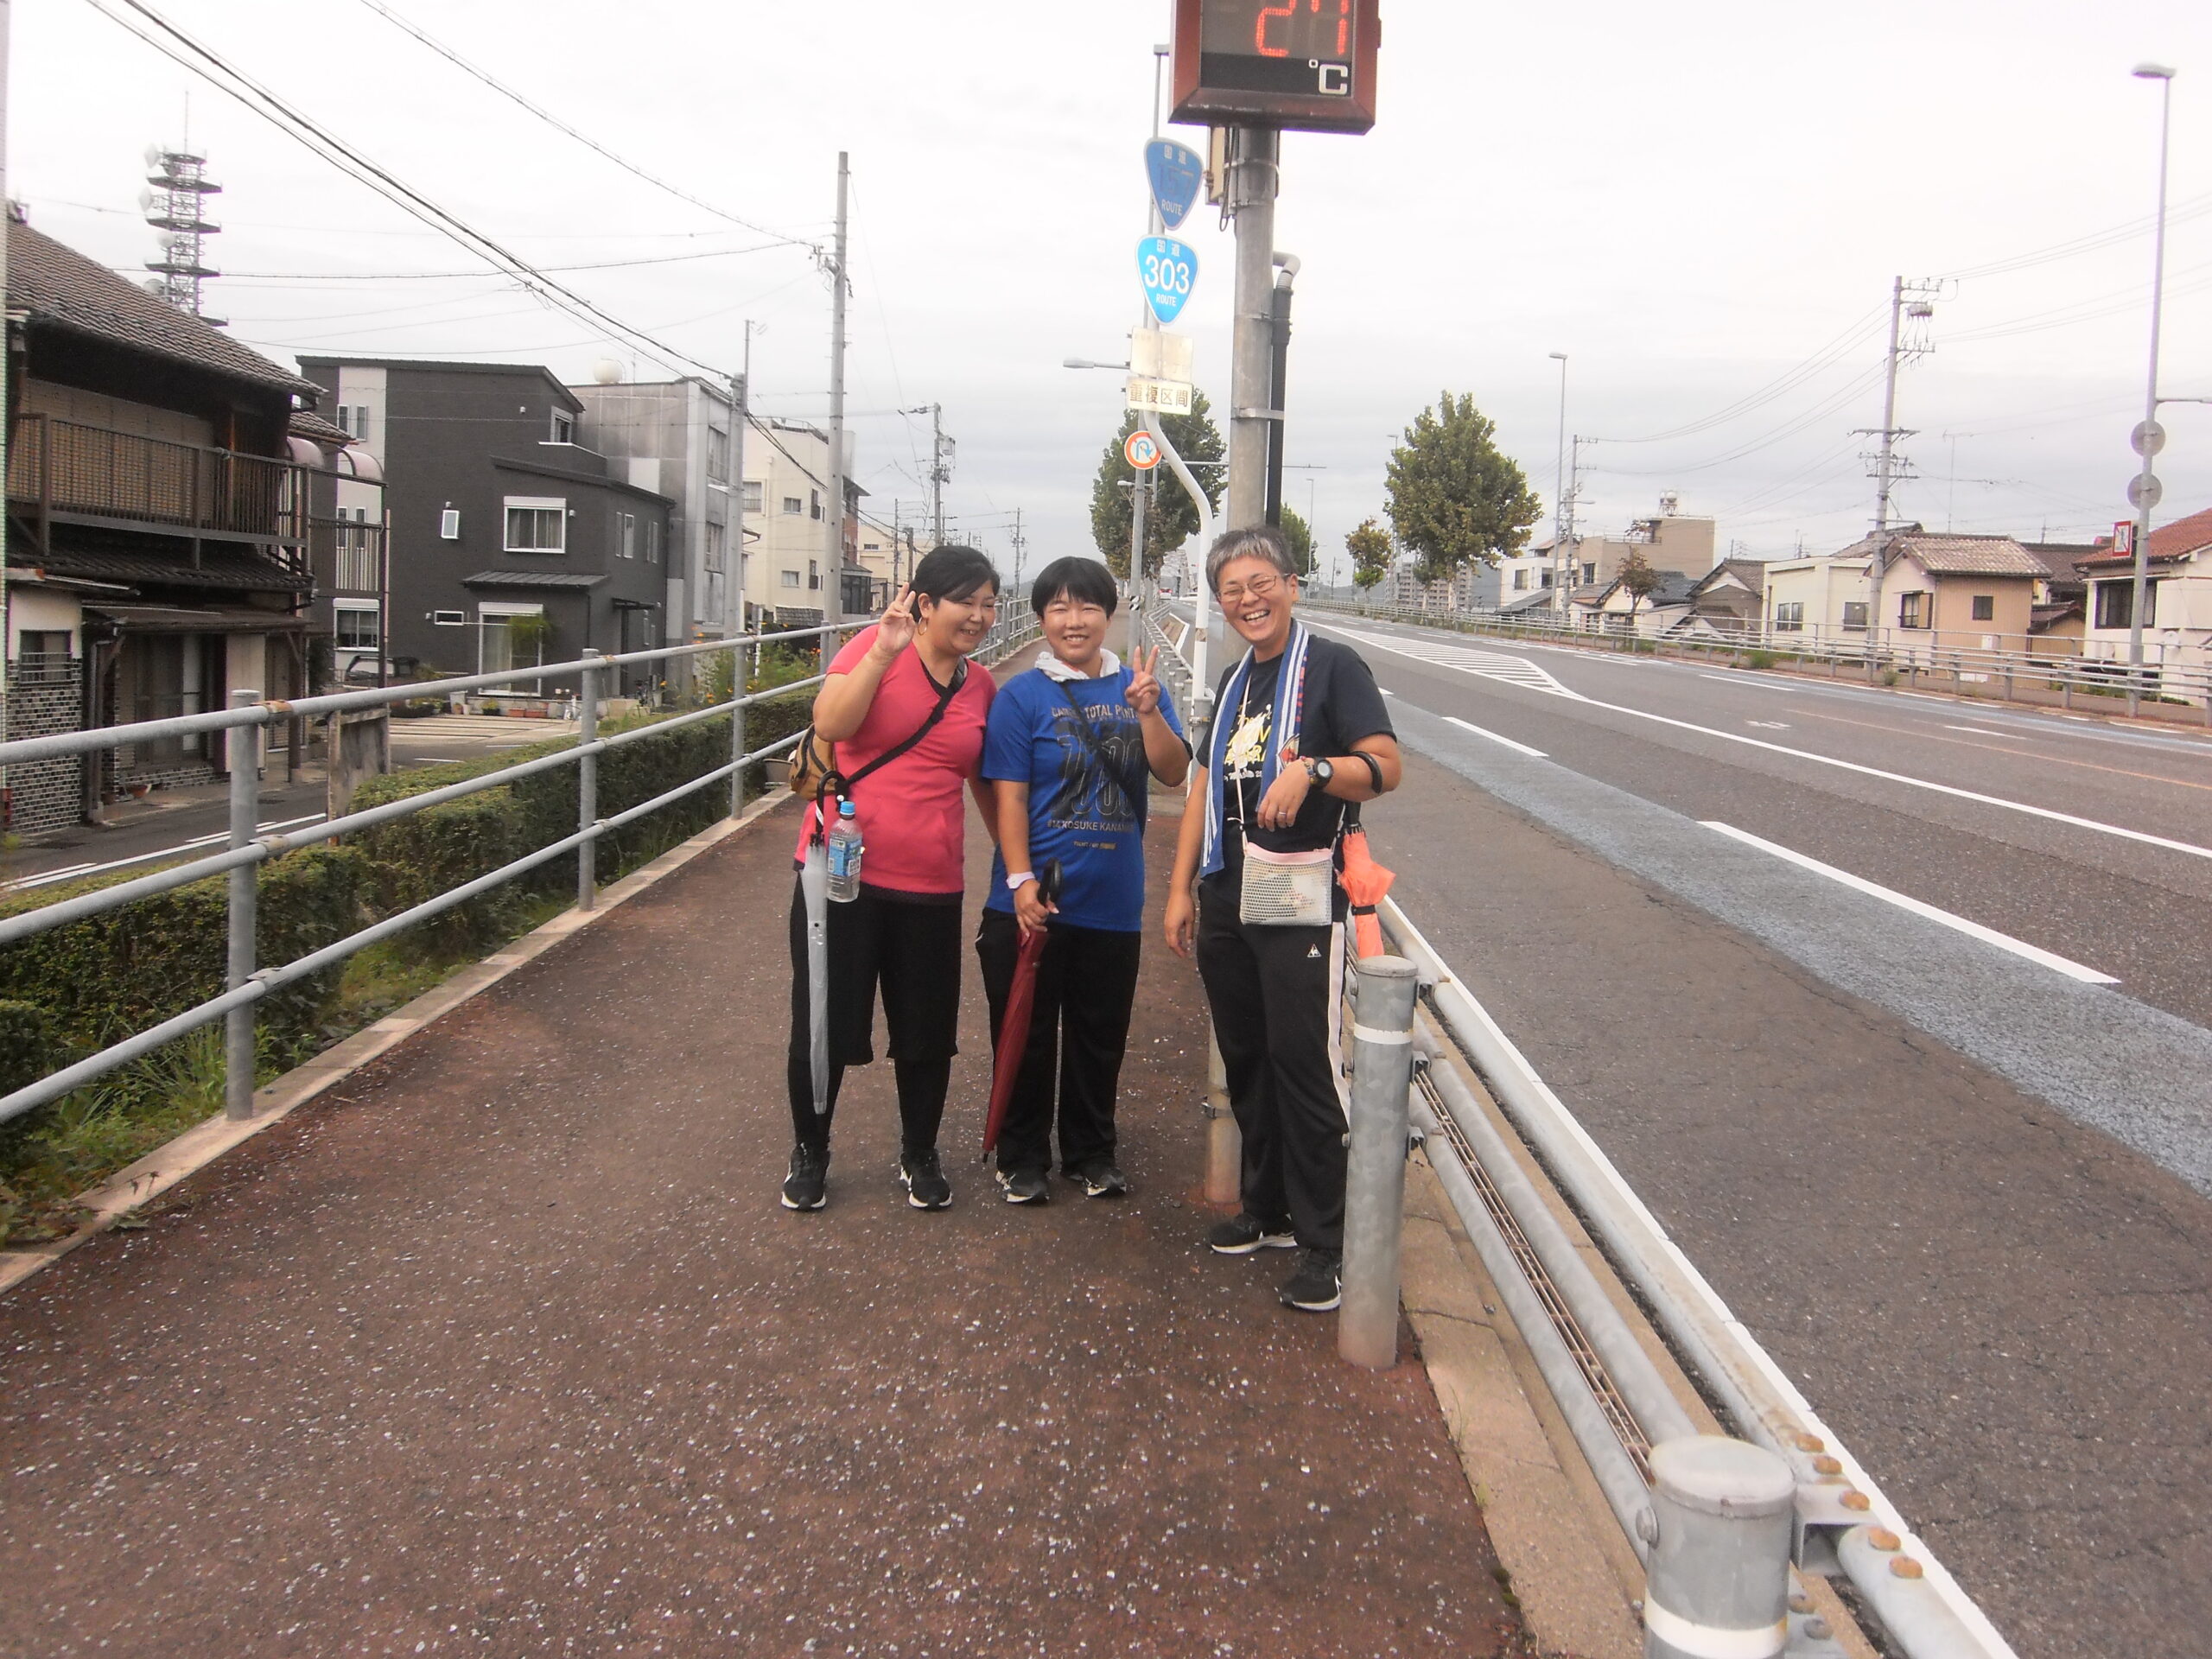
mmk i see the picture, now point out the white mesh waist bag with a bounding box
[1239,842,1335,926]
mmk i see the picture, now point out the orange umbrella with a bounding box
[1338,828,1395,959]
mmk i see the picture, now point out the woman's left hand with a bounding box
[1255,760,1312,830]
[1127,646,1163,716]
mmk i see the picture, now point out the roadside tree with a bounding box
[1280,505,1316,578]
[1090,394,1225,580]
[1384,391,1542,584]
[1345,518,1393,593]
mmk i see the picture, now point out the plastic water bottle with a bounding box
[826,800,864,902]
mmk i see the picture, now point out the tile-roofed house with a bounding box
[1851,526,2045,658]
[2072,505,2212,702]
[3,213,329,832]
[1669,558,1766,638]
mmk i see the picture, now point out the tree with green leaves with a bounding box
[1089,393,1226,580]
[1345,518,1393,593]
[1384,391,1542,584]
[1279,505,1315,578]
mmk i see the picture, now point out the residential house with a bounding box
[1761,551,1872,643]
[740,418,880,629]
[565,375,742,652]
[1867,531,2044,659]
[296,358,675,699]
[1590,570,1698,637]
[2020,539,2097,658]
[288,405,386,683]
[1537,498,1720,610]
[3,214,335,832]
[2073,504,2212,698]
[1670,558,1766,639]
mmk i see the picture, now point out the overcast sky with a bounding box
[18,0,2212,583]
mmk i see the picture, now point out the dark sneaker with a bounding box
[1071,1158,1128,1199]
[1206,1212,1298,1255]
[900,1149,953,1211]
[1279,1249,1344,1313]
[780,1145,829,1211]
[997,1166,1051,1205]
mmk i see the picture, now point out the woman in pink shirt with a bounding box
[782,545,1001,1214]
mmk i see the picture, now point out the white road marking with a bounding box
[1747,720,1789,729]
[1443,716,1547,758]
[5,813,327,893]
[1701,822,2119,985]
[1946,725,2023,739]
[1316,623,1585,699]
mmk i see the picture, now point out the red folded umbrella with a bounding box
[982,860,1063,1158]
[1338,828,1395,959]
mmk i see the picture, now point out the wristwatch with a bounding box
[1006,871,1037,892]
[1303,757,1334,786]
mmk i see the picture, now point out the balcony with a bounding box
[7,412,312,552]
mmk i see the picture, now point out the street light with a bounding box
[1548,352,1570,607]
[1063,358,1129,371]
[2126,61,2177,702]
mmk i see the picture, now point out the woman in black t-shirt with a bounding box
[1164,526,1401,1313]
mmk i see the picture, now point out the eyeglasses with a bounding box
[1216,574,1287,605]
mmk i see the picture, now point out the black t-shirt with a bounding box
[1215,633,1393,877]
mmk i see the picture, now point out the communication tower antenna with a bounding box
[141,142,223,325]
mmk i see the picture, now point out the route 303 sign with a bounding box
[1172,0,1381,135]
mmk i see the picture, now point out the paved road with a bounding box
[1275,611,2212,1659]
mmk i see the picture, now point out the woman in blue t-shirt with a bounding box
[976,557,1191,1203]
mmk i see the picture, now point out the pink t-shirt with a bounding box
[794,627,995,897]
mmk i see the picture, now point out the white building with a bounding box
[740,419,893,626]
[2075,503,2212,702]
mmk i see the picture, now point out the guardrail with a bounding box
[0,607,1040,1130]
[1379,899,2016,1659]
[1309,595,2212,721]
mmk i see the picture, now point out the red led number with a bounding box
[1254,0,1352,61]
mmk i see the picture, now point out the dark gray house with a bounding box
[295,358,675,697]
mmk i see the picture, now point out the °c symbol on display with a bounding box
[1144,138,1205,232]
[1137,236,1198,327]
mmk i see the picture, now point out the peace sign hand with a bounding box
[1127,645,1163,716]
[871,585,918,664]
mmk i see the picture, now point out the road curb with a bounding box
[0,790,795,1299]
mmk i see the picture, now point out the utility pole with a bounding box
[929,404,950,545]
[824,151,849,627]
[1009,507,1026,598]
[0,0,12,827]
[1264,254,1298,525]
[1225,125,1280,531]
[1547,352,1570,606]
[2127,64,2177,708]
[728,321,752,639]
[1859,275,1939,655]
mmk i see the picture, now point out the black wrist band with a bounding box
[1356,751,1384,795]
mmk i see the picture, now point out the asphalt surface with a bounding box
[1278,612,2212,1659]
[0,694,1522,1657]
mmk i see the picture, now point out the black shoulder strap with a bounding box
[839,658,966,794]
[1055,676,1141,798]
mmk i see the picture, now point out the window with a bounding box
[334,404,372,440]
[779,569,800,588]
[1512,569,1529,591]
[647,519,661,566]
[1841,601,1869,631]
[431,609,467,627]
[743,480,764,514]
[1541,570,1554,588]
[782,495,804,516]
[618,512,638,560]
[2094,579,2156,630]
[550,411,575,444]
[1773,601,1804,632]
[505,498,567,554]
[335,507,378,591]
[1898,591,1928,629]
[1970,594,1995,622]
[707,426,731,482]
[334,604,380,651]
[1581,562,1597,584]
[810,489,823,522]
[439,507,461,540]
[808,559,822,590]
[18,629,69,658]
[706,520,728,574]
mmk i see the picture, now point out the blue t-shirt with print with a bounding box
[982,664,1184,933]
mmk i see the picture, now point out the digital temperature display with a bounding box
[1173,0,1380,134]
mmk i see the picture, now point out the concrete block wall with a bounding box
[4,665,85,835]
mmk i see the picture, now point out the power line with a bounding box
[1599,306,1888,446]
[216,240,795,281]
[346,0,822,255]
[80,0,732,382]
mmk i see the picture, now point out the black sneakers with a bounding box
[780,1145,829,1211]
[1206,1211,1299,1255]
[900,1149,953,1211]
[1071,1158,1128,1199]
[1278,1249,1343,1313]
[997,1166,1051,1205]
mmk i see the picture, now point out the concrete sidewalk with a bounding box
[0,781,1528,1655]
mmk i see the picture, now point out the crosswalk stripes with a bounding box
[1313,624,1586,701]
[391,715,581,741]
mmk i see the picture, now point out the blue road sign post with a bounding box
[1145,139,1205,232]
[1138,237,1198,327]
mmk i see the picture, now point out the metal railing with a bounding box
[1381,899,2016,1659]
[1311,595,2212,720]
[0,606,1040,1130]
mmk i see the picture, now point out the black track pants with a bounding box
[1193,873,1347,1252]
[785,877,960,1156]
[975,909,1142,1176]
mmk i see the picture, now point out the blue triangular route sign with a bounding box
[1145,139,1205,232]
[1137,237,1198,327]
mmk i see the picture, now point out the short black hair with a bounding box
[1028,556,1119,619]
[910,544,999,606]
